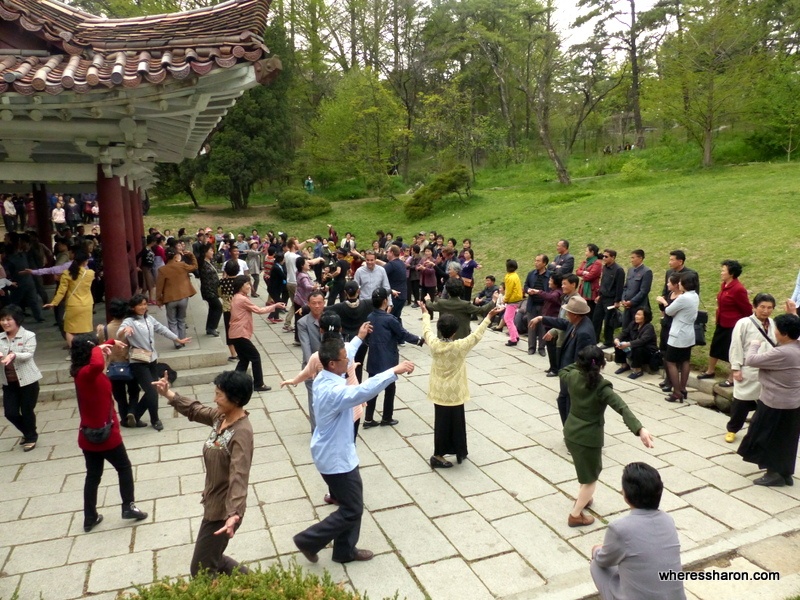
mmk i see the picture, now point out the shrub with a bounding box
[404,189,434,220]
[403,165,471,219]
[276,189,332,220]
[620,158,650,182]
[123,563,397,600]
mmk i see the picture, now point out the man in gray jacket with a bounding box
[591,462,686,600]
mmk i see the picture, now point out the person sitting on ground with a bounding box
[590,462,685,600]
[473,275,499,307]
[613,308,658,380]
[562,346,654,528]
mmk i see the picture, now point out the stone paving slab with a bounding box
[2,307,800,600]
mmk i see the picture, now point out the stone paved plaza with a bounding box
[1,299,800,600]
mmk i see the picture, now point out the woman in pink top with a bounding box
[280,312,371,505]
[229,276,285,392]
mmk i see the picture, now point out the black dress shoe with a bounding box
[430,456,453,469]
[84,513,103,533]
[380,419,399,426]
[206,330,220,337]
[333,548,374,563]
[362,420,380,429]
[293,536,319,563]
[254,385,272,392]
[121,502,148,520]
[754,472,785,487]
[538,348,547,357]
[505,340,518,346]
[546,371,557,377]
[614,365,631,374]
[784,475,794,486]
[152,420,164,431]
[528,349,535,355]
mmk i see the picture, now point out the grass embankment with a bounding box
[147,160,800,370]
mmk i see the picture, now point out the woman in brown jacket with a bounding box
[155,248,196,349]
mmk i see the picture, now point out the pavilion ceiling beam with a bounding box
[0,162,97,182]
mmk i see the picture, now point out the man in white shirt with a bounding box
[354,250,390,301]
[222,247,249,277]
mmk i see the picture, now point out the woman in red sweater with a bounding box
[698,260,753,386]
[70,333,148,533]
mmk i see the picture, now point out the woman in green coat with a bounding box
[560,346,654,527]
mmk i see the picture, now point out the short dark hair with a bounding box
[372,287,389,308]
[631,249,645,259]
[224,260,240,276]
[775,314,800,340]
[670,250,686,263]
[0,304,24,326]
[636,308,653,324]
[445,278,464,298]
[604,249,617,258]
[564,274,580,287]
[308,290,326,302]
[165,247,178,262]
[622,462,663,510]
[538,254,549,265]
[506,259,518,272]
[721,259,742,279]
[319,337,345,370]
[128,294,149,314]
[485,275,496,283]
[70,332,99,378]
[213,370,253,407]
[437,314,459,339]
[108,298,129,320]
[231,275,251,294]
[668,273,681,285]
[559,239,570,249]
[753,293,776,308]
[448,237,457,246]
[296,256,306,270]
[680,271,698,291]
[586,243,599,256]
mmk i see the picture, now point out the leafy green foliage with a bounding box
[123,563,394,599]
[277,189,332,220]
[619,158,650,182]
[403,165,471,219]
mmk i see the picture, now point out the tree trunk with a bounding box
[184,186,199,209]
[703,127,713,167]
[628,0,646,149]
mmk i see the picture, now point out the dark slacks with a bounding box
[557,379,571,425]
[545,338,559,373]
[592,297,617,346]
[614,346,653,369]
[130,361,159,423]
[516,304,545,351]
[111,378,138,419]
[390,299,405,325]
[83,443,134,519]
[231,338,264,387]
[366,381,396,422]
[728,398,757,434]
[294,467,363,562]
[191,518,249,577]
[353,341,368,383]
[205,297,222,333]
[3,381,39,443]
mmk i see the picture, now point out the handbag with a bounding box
[694,310,708,346]
[609,308,622,331]
[130,348,153,362]
[107,361,132,381]
[76,388,113,444]
[461,277,474,288]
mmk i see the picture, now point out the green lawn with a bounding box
[147,161,800,370]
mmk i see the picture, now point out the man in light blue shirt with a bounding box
[294,337,414,564]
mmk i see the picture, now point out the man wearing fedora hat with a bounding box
[531,295,597,424]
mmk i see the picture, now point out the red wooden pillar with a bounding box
[129,184,143,257]
[121,179,138,294]
[97,166,131,309]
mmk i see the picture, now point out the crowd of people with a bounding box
[3,219,800,600]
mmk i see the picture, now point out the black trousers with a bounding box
[3,381,39,443]
[130,361,159,423]
[206,297,222,332]
[409,280,421,304]
[516,304,545,351]
[390,299,405,325]
[328,280,346,306]
[614,346,653,369]
[366,381,396,422]
[83,443,134,519]
[557,379,570,425]
[251,273,260,294]
[294,467,363,562]
[191,518,249,577]
[727,398,757,433]
[231,338,264,387]
[593,297,617,346]
[545,339,559,373]
[352,340,368,383]
[111,378,138,419]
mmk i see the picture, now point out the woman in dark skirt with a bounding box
[420,302,502,468]
[560,346,653,527]
[698,260,752,386]
[656,274,681,390]
[737,313,800,487]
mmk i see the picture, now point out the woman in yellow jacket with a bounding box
[503,259,523,346]
[44,249,94,348]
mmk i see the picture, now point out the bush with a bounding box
[403,165,471,219]
[404,189,434,220]
[276,189,332,220]
[620,158,650,182]
[124,563,396,600]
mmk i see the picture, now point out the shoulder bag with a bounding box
[76,387,113,444]
[694,310,708,346]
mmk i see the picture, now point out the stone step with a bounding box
[39,364,225,402]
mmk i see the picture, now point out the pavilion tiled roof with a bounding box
[0,0,274,95]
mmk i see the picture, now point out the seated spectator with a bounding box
[613,308,658,379]
[473,276,499,307]
[591,462,686,600]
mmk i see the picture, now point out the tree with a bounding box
[752,56,800,161]
[304,68,407,188]
[153,158,205,207]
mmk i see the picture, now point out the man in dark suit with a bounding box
[532,295,597,424]
[594,249,626,349]
[591,462,686,600]
[621,249,652,330]
[548,239,574,278]
[661,249,699,297]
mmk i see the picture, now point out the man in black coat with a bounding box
[594,249,626,349]
[532,295,597,425]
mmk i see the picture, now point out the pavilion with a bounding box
[0,0,280,302]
